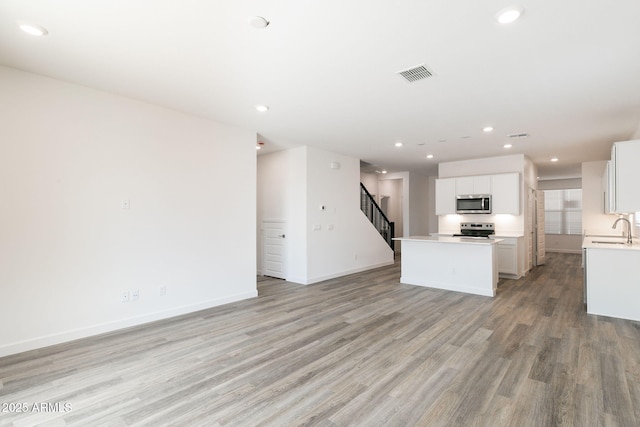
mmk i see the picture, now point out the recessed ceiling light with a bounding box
[426,154,434,159]
[18,22,48,36]
[483,126,494,132]
[381,170,388,174]
[394,142,403,147]
[248,16,269,29]
[255,104,269,112]
[497,7,524,24]
[504,143,512,148]
[551,157,559,162]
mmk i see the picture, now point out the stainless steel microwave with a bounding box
[456,194,492,214]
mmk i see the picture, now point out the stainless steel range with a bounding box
[453,222,495,239]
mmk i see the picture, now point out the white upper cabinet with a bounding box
[611,140,640,213]
[435,173,520,216]
[455,175,491,195]
[603,160,614,214]
[435,178,456,215]
[491,173,520,215]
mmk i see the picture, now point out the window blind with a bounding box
[544,189,582,235]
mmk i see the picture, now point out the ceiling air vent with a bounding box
[397,64,434,82]
[507,132,529,139]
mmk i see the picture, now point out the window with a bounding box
[544,189,582,235]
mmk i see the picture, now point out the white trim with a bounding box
[301,260,395,285]
[0,291,257,358]
[400,277,495,297]
[545,249,582,254]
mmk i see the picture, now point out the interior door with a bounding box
[263,221,287,279]
[536,190,546,266]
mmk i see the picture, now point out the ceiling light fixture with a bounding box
[248,16,269,29]
[381,170,388,174]
[255,104,269,112]
[18,22,48,36]
[394,142,403,147]
[550,157,559,162]
[426,154,434,159]
[504,144,513,148]
[483,126,494,132]
[496,7,524,24]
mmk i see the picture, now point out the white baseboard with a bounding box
[400,276,495,297]
[0,290,257,358]
[304,260,395,285]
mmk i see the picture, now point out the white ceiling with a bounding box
[1,1,639,179]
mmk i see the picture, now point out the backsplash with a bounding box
[438,213,522,235]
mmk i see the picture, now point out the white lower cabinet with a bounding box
[585,246,640,321]
[495,236,521,277]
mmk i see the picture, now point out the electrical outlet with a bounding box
[131,289,139,301]
[121,199,130,209]
[159,285,166,296]
[121,291,130,303]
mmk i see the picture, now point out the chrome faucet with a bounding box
[612,217,633,245]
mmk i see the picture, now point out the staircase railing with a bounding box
[360,183,395,251]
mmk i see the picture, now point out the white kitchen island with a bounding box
[394,236,500,297]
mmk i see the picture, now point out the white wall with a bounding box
[408,172,429,236]
[306,147,394,283]
[439,154,527,178]
[257,146,393,285]
[379,171,430,239]
[538,178,582,191]
[0,67,257,357]
[378,178,403,237]
[380,172,410,237]
[544,235,583,253]
[360,172,379,197]
[427,176,438,234]
[632,121,640,139]
[360,171,430,247]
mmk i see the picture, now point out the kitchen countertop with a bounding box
[582,236,640,251]
[394,236,502,245]
[492,233,525,238]
[433,232,524,238]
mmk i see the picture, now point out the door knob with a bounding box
[278,234,285,238]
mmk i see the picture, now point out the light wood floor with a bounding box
[2,252,640,426]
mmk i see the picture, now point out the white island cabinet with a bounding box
[394,236,501,297]
[583,237,640,321]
